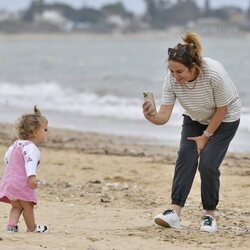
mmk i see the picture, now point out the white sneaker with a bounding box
[154,209,181,229]
[34,224,50,233]
[200,215,217,233]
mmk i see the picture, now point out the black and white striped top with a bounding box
[161,57,241,124]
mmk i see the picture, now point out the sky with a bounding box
[0,0,249,14]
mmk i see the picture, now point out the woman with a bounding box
[142,32,241,233]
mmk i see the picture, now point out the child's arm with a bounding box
[21,142,40,188]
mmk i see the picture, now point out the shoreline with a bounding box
[0,122,249,158]
[0,30,250,41]
[0,122,178,158]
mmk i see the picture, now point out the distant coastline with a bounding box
[0,29,249,39]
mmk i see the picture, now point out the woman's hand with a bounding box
[142,101,157,118]
[142,103,174,125]
[187,134,209,155]
[28,175,38,189]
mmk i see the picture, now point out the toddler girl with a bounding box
[0,106,49,233]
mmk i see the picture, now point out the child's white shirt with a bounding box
[4,140,40,177]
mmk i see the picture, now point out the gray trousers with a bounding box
[171,114,240,210]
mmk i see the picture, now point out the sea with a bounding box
[0,34,249,152]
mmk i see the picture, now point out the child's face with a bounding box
[33,122,48,144]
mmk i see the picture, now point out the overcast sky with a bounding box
[0,0,249,14]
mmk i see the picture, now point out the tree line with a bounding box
[19,0,249,30]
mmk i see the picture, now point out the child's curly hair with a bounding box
[17,106,48,140]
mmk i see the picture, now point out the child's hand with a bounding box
[28,175,38,189]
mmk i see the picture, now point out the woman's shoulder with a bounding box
[201,57,228,78]
[202,57,225,72]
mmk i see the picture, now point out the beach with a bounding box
[0,123,249,250]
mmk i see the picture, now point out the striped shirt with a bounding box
[161,57,241,124]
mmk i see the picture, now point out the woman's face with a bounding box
[168,60,196,84]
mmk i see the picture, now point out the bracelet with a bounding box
[203,130,213,138]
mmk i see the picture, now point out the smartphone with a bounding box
[143,91,156,111]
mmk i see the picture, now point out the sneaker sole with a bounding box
[154,218,172,228]
[154,212,181,229]
[34,228,50,233]
[200,227,217,233]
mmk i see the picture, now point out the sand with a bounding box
[0,123,249,250]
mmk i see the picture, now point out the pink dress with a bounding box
[0,140,40,204]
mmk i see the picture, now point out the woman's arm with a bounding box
[142,102,174,125]
[188,105,228,155]
[204,105,228,136]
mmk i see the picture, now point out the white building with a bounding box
[35,10,68,25]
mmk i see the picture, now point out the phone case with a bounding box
[143,91,156,110]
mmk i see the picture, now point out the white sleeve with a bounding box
[21,143,40,177]
[4,145,14,166]
[161,74,176,105]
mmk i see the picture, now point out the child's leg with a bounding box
[19,200,35,232]
[9,200,23,226]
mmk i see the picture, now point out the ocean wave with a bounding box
[0,81,146,120]
[0,81,249,131]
